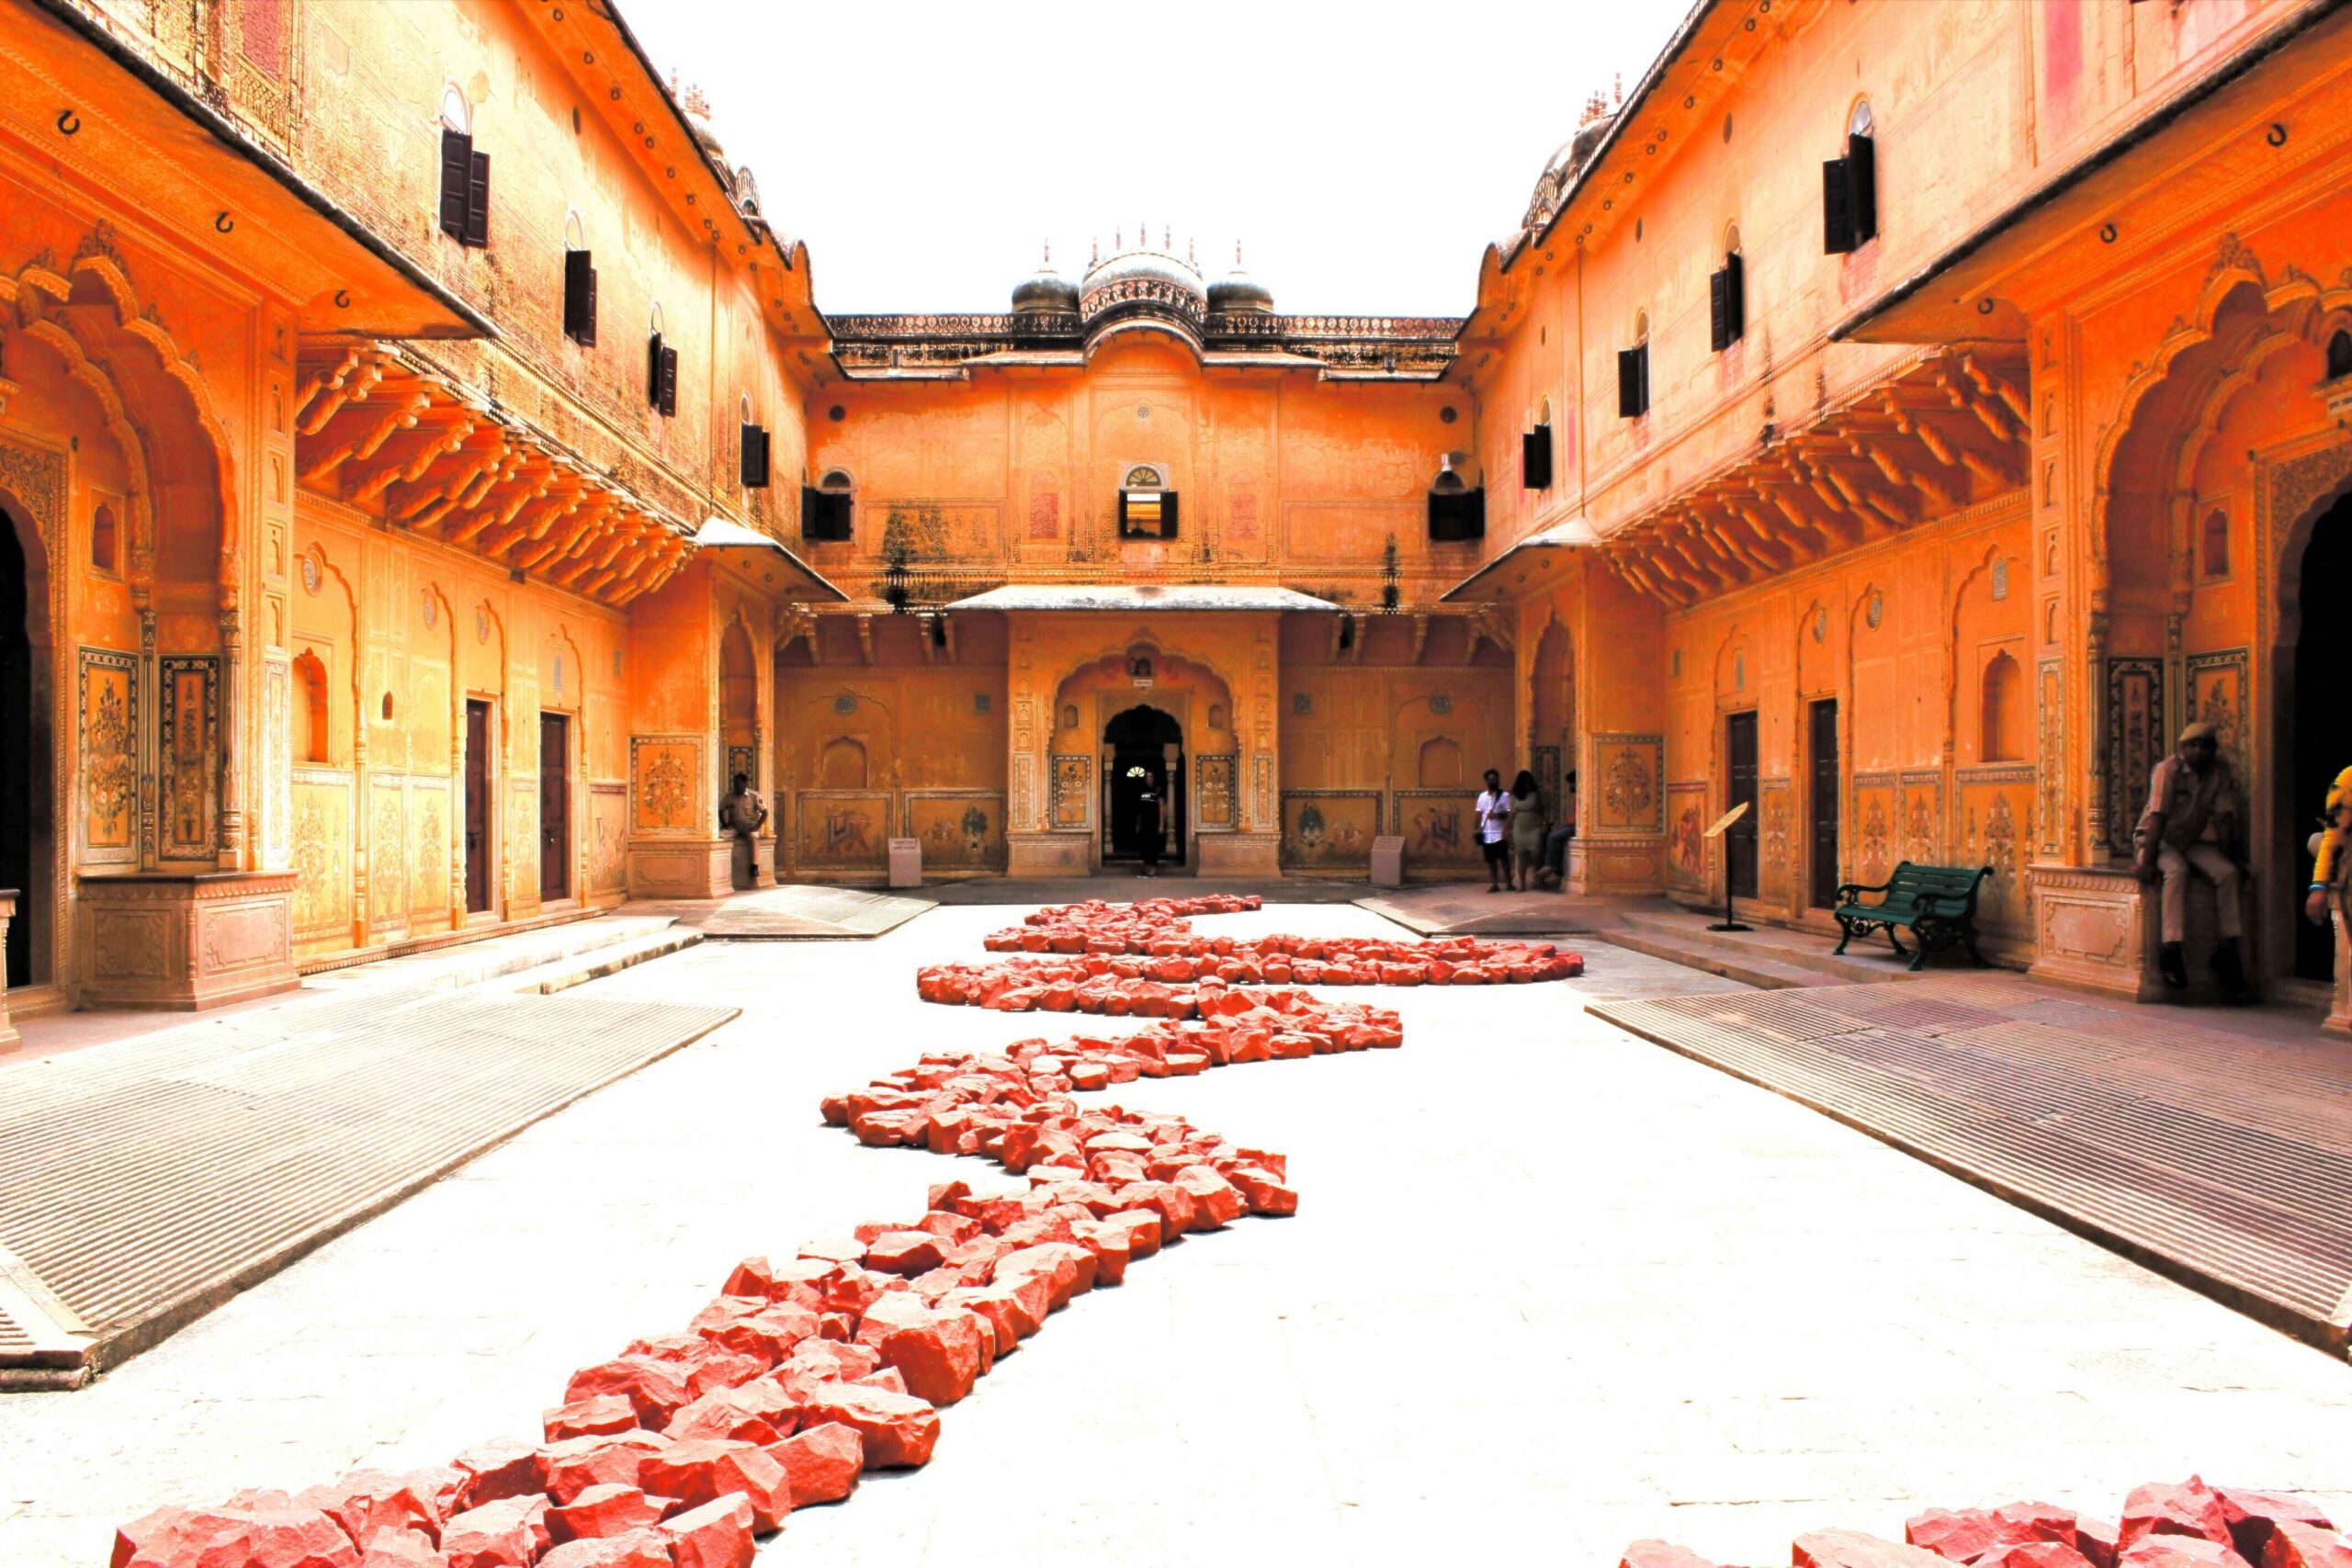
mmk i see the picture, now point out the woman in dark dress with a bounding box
[1135,771,1163,876]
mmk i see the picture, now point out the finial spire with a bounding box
[1091,235,1100,265]
[1235,239,1244,267]
[1041,239,1051,269]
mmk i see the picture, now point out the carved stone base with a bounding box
[0,890,18,1051]
[1195,832,1279,878]
[75,872,299,1011]
[2026,863,2147,998]
[1569,837,1665,896]
[1007,832,1091,877]
[728,837,775,891]
[628,839,731,899]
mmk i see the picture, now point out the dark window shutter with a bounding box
[1117,491,1131,534]
[1637,344,1651,413]
[438,129,471,241]
[1849,133,1877,243]
[800,484,818,534]
[1521,424,1554,488]
[647,333,663,407]
[1724,252,1745,344]
[1429,488,1487,542]
[1709,267,1731,353]
[564,251,598,345]
[741,423,770,488]
[658,346,678,416]
[823,492,852,539]
[1824,157,1855,254]
[464,150,491,248]
[1163,490,1180,536]
[1618,348,1643,417]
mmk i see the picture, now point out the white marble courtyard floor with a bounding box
[2,902,2347,1567]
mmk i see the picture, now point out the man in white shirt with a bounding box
[1475,768,1512,894]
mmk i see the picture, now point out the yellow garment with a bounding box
[2316,763,2352,891]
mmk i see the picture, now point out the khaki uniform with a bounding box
[720,785,768,889]
[2134,753,2245,943]
[2316,764,2351,901]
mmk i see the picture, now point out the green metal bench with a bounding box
[1831,861,1996,971]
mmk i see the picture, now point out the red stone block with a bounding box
[662,1495,757,1568]
[1796,1530,1961,1568]
[545,1485,670,1545]
[543,1395,639,1443]
[358,1533,447,1568]
[300,1472,442,1553]
[864,1230,950,1277]
[1979,1544,2098,1568]
[2124,1482,2238,1551]
[113,1506,253,1568]
[450,1443,545,1513]
[710,1303,822,1366]
[438,1495,551,1568]
[1222,1165,1298,1216]
[2264,1523,2352,1568]
[685,1295,768,1337]
[2216,1492,2335,1563]
[536,1531,671,1568]
[1171,1165,1246,1229]
[684,1349,769,1402]
[2080,1524,2123,1568]
[854,1293,987,1404]
[539,1432,668,1504]
[638,1439,792,1533]
[664,1382,799,1446]
[2119,1540,2255,1568]
[1622,1542,1723,1568]
[993,1242,1096,1308]
[770,1422,864,1507]
[562,1358,691,1430]
[801,1383,943,1469]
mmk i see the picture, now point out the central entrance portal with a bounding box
[1102,705,1183,867]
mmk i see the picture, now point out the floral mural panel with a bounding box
[1591,734,1664,833]
[1280,791,1379,871]
[590,784,628,895]
[289,770,352,947]
[79,648,139,861]
[1850,773,1899,886]
[631,736,704,835]
[158,656,219,861]
[1958,768,2035,934]
[1194,753,1238,829]
[1050,754,1092,829]
[2105,658,2163,858]
[1900,772,1942,866]
[1758,781,1792,902]
[2185,649,2249,780]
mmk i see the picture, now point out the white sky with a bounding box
[622,0,1687,320]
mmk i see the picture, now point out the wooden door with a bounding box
[464,699,492,914]
[1725,710,1759,901]
[1809,699,1840,908]
[538,713,570,902]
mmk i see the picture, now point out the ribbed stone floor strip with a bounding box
[1591,989,2352,1348]
[0,989,736,1380]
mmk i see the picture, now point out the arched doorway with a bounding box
[2289,489,2351,982]
[0,502,47,989]
[1530,618,1575,822]
[1103,705,1182,866]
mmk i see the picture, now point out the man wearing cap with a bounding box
[2133,720,2250,1001]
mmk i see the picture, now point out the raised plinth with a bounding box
[629,838,733,899]
[1194,832,1279,878]
[74,872,299,1011]
[1006,831,1091,877]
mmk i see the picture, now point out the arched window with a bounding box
[2201,510,2231,578]
[438,85,470,135]
[739,394,771,488]
[1826,99,1878,253]
[90,503,119,574]
[437,85,487,246]
[1119,464,1175,539]
[646,301,676,415]
[1618,310,1651,418]
[561,210,597,346]
[2328,329,2352,382]
[293,648,330,762]
[1981,650,2023,761]
[804,469,854,542]
[1711,225,1746,351]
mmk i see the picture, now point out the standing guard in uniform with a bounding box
[2133,720,2251,1002]
[2308,762,2351,930]
[720,771,769,891]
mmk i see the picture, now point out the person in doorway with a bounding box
[1538,771,1577,891]
[1475,768,1513,894]
[719,771,768,890]
[2133,721,2251,1002]
[1135,769,1163,877]
[1509,769,1545,892]
[2307,761,2351,930]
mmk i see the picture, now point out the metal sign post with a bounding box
[1703,800,1752,932]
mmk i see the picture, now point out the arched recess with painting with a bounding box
[1530,615,1575,828]
[0,246,237,1006]
[2096,257,2352,995]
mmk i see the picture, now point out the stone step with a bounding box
[1594,928,1846,991]
[1614,909,1922,985]
[303,916,681,999]
[520,929,704,995]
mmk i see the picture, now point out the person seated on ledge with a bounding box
[2133,720,2251,1003]
[2309,762,2350,931]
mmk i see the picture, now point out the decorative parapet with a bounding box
[827,311,1463,380]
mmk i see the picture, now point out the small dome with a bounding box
[1012,248,1079,315]
[1207,245,1272,313]
[1078,231,1208,339]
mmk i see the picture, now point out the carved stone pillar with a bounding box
[216,603,245,871]
[2083,606,2109,855]
[0,890,18,1052]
